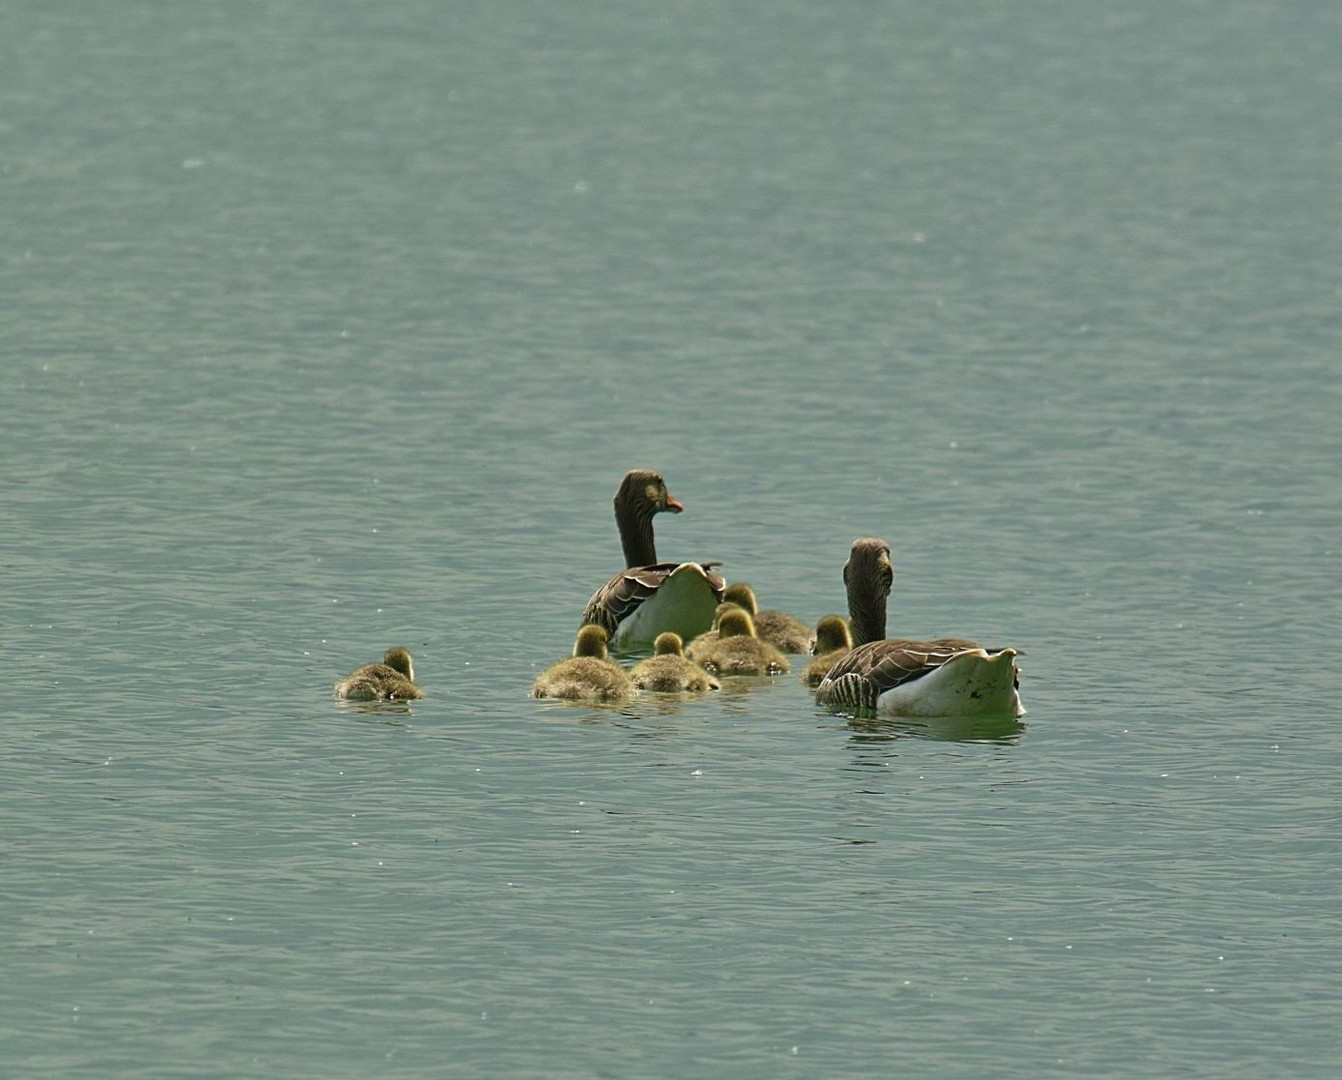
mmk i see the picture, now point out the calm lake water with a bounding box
[5,2,1341,1077]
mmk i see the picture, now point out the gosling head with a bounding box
[711,601,746,628]
[383,647,415,681]
[722,582,759,615]
[652,632,685,656]
[573,624,611,660]
[812,616,852,655]
[716,608,757,640]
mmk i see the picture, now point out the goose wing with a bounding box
[581,562,726,637]
[814,639,979,711]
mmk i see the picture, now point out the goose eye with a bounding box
[645,484,660,503]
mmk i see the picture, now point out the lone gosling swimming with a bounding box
[334,647,424,701]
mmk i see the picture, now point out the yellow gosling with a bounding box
[630,632,720,693]
[692,608,790,677]
[531,625,634,703]
[722,582,814,653]
[684,600,747,663]
[334,647,424,701]
[800,615,854,688]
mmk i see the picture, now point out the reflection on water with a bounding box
[333,700,415,727]
[527,699,630,725]
[709,676,789,714]
[845,712,1026,745]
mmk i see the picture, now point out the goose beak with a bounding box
[665,494,684,513]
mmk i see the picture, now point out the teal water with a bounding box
[5,2,1341,1077]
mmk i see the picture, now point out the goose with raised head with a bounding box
[692,608,790,677]
[531,624,634,702]
[334,647,424,701]
[814,538,1024,717]
[629,632,721,693]
[722,582,814,653]
[800,615,854,689]
[580,470,726,650]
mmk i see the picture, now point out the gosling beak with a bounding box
[665,494,685,513]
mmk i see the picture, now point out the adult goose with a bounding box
[692,608,790,677]
[334,647,424,701]
[630,632,721,693]
[531,624,634,702]
[814,538,1024,717]
[722,582,814,653]
[800,615,854,689]
[580,470,726,650]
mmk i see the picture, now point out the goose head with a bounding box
[614,469,683,568]
[573,624,611,660]
[843,538,893,646]
[652,631,686,656]
[722,582,759,615]
[812,615,853,655]
[383,647,415,681]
